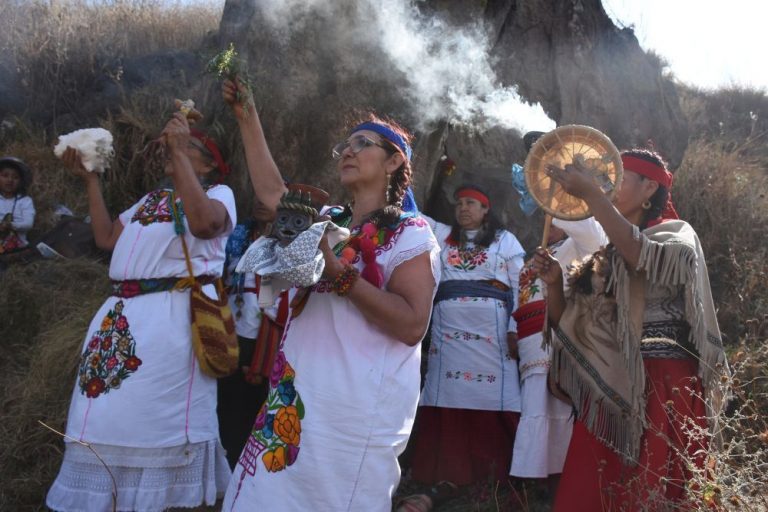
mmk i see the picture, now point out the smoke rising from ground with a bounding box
[254,0,556,133]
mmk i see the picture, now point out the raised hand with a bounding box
[531,247,563,286]
[161,112,190,153]
[545,156,602,201]
[61,147,91,180]
[222,77,253,121]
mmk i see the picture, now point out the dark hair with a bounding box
[523,131,545,152]
[0,157,31,195]
[620,148,670,229]
[447,184,502,248]
[345,112,414,228]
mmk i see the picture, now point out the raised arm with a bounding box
[222,78,287,213]
[61,147,123,251]
[162,113,229,239]
[546,162,642,269]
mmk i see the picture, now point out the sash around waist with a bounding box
[512,300,546,340]
[434,279,510,304]
[111,275,219,298]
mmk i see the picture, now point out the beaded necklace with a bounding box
[331,208,403,288]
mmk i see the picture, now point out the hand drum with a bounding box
[523,125,623,220]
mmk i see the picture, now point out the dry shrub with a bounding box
[0,259,110,510]
[0,0,222,125]
[673,139,768,343]
[647,88,768,510]
[0,0,228,233]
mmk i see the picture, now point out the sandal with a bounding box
[395,481,459,512]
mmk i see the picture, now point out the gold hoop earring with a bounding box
[642,200,652,210]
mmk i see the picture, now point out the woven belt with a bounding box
[111,275,218,298]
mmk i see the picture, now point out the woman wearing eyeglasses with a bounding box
[220,79,439,511]
[46,114,236,511]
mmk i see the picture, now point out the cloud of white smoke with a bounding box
[254,0,556,133]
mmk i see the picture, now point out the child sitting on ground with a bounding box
[0,157,35,254]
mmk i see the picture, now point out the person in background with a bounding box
[509,131,607,491]
[401,183,526,511]
[509,217,606,486]
[0,156,35,254]
[217,201,290,469]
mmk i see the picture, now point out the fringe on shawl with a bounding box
[550,221,727,461]
[632,223,727,407]
[550,328,644,462]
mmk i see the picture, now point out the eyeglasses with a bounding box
[331,136,386,160]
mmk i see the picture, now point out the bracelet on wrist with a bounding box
[332,265,359,297]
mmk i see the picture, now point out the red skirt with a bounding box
[553,357,708,512]
[409,406,520,486]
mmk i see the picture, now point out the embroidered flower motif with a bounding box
[254,405,267,430]
[275,405,301,445]
[131,189,183,226]
[124,356,142,371]
[518,261,541,306]
[88,336,100,350]
[117,336,131,352]
[446,244,489,271]
[262,414,275,439]
[269,351,287,388]
[444,370,498,383]
[278,380,297,405]
[240,350,305,474]
[262,446,287,472]
[115,316,128,331]
[78,300,141,398]
[85,377,106,398]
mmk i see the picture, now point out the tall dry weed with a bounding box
[0,0,222,127]
[0,0,226,231]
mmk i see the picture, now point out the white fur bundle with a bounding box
[54,128,114,173]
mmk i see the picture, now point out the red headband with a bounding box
[456,188,490,208]
[190,129,230,182]
[621,154,672,188]
[621,154,679,223]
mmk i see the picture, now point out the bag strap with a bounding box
[169,191,196,286]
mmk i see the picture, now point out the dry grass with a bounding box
[0,0,224,232]
[0,0,222,121]
[0,258,110,510]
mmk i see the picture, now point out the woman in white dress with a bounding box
[509,217,606,482]
[46,113,236,511]
[405,184,525,505]
[220,78,440,511]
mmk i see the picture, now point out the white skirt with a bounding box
[509,373,573,478]
[46,440,231,512]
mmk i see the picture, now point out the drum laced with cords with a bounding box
[523,124,623,248]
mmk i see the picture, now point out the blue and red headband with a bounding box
[351,121,413,161]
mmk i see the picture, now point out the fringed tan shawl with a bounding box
[550,220,727,462]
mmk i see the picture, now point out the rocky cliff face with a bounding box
[218,0,688,247]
